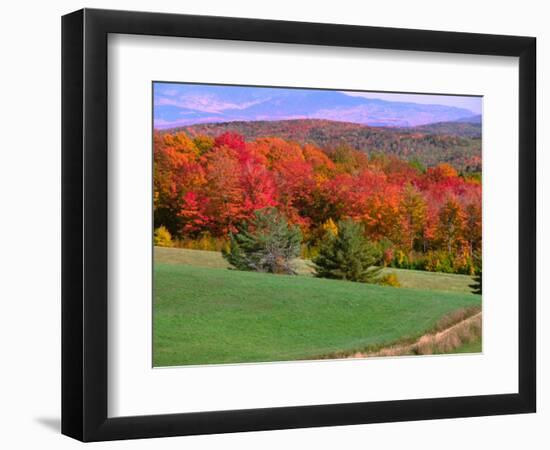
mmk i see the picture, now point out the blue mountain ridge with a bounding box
[154,86,477,129]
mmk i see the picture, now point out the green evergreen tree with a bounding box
[469,250,482,295]
[222,208,302,275]
[313,219,382,283]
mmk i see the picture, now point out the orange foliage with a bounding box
[154,130,482,264]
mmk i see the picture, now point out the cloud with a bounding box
[154,94,268,113]
[154,115,236,129]
[341,91,481,114]
[157,88,179,97]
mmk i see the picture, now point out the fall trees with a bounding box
[180,118,482,172]
[154,226,173,247]
[437,196,467,254]
[154,129,482,275]
[399,183,427,253]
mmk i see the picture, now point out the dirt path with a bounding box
[348,311,482,358]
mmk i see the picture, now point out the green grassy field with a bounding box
[154,246,476,293]
[451,337,482,354]
[154,256,481,366]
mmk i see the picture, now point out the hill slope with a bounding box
[154,247,476,294]
[153,262,481,366]
[166,118,481,171]
[416,120,481,138]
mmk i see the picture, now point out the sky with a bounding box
[153,82,482,129]
[343,91,482,114]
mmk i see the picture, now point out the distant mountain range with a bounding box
[168,118,481,172]
[415,118,481,138]
[454,114,482,124]
[154,86,479,129]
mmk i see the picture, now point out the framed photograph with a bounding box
[61,8,536,442]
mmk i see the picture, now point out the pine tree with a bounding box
[222,208,302,274]
[313,219,382,283]
[469,250,482,295]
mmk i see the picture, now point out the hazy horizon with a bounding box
[154,82,482,130]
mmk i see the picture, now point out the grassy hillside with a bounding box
[154,263,481,366]
[168,118,481,171]
[154,247,475,294]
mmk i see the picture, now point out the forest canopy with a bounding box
[154,128,481,275]
[166,118,482,173]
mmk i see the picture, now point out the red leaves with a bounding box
[426,162,459,182]
[179,191,211,234]
[239,159,278,214]
[154,130,481,259]
[214,132,246,152]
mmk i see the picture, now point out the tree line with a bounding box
[172,118,482,172]
[154,130,481,275]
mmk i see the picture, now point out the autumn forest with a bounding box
[154,125,481,275]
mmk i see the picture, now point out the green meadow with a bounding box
[154,247,475,293]
[153,247,481,367]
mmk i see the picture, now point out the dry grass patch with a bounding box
[319,306,482,359]
[411,311,481,355]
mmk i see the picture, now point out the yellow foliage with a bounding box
[177,234,228,252]
[322,218,338,236]
[377,273,401,288]
[193,135,215,154]
[154,226,173,247]
[301,244,320,260]
[397,250,405,265]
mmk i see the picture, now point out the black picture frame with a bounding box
[61,8,536,442]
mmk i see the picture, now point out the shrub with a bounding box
[175,234,228,252]
[154,226,173,247]
[222,208,302,274]
[377,273,401,288]
[301,244,320,260]
[313,219,382,283]
[425,250,454,273]
[375,238,394,267]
